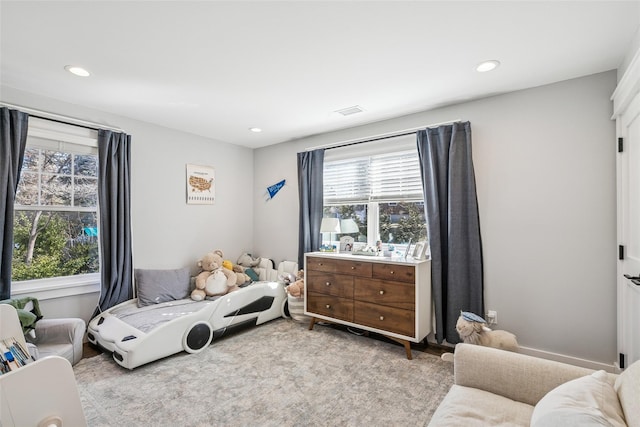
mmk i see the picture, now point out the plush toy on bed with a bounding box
[190,250,239,301]
[237,252,260,268]
[224,260,252,286]
[456,311,519,352]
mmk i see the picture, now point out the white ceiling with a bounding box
[1,1,639,149]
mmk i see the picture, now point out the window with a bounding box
[11,118,100,293]
[322,134,427,254]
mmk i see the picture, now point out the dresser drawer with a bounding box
[307,256,372,277]
[307,271,354,298]
[353,278,414,310]
[306,292,353,322]
[354,301,415,337]
[372,263,415,284]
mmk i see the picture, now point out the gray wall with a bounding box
[2,86,255,320]
[254,71,618,364]
[3,71,619,364]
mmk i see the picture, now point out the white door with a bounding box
[617,90,640,368]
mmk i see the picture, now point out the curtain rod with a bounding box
[306,119,461,152]
[0,102,126,133]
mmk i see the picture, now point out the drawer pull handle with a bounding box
[325,282,331,286]
[379,290,385,295]
[379,316,385,321]
[325,304,331,309]
[351,266,355,270]
[318,263,323,266]
[390,270,394,274]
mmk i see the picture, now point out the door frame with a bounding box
[613,46,640,369]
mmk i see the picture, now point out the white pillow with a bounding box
[531,370,626,427]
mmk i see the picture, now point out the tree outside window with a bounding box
[12,147,99,281]
[379,202,427,244]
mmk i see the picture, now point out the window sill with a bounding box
[11,274,100,301]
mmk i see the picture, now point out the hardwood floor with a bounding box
[82,342,102,359]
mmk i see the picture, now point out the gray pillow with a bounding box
[135,267,192,307]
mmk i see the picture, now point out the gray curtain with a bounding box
[94,130,133,315]
[297,149,325,267]
[417,121,483,344]
[0,108,29,300]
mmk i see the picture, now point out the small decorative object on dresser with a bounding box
[412,241,427,260]
[339,236,354,253]
[304,252,431,359]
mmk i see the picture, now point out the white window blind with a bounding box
[369,151,422,201]
[27,117,98,155]
[324,149,423,204]
[324,157,370,203]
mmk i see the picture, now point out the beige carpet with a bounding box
[73,319,453,426]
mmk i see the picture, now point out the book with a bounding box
[0,337,34,374]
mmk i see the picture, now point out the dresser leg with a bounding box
[402,341,413,360]
[308,317,317,330]
[384,335,413,360]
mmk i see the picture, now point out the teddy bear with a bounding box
[455,311,519,352]
[285,269,305,298]
[231,263,252,285]
[190,250,239,301]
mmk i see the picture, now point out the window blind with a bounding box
[27,117,98,155]
[324,149,422,204]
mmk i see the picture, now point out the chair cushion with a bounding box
[37,343,74,364]
[531,370,626,427]
[615,359,640,427]
[135,267,192,307]
[428,385,533,426]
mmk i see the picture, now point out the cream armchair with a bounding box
[26,316,86,366]
[0,298,86,366]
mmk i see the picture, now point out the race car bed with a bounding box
[88,260,296,369]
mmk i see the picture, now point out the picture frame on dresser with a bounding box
[339,236,354,253]
[412,241,427,260]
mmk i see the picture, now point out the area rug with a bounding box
[73,319,453,426]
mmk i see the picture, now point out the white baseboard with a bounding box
[518,346,619,373]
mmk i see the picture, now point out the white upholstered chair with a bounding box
[0,298,86,366]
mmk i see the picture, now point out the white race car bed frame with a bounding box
[87,280,287,369]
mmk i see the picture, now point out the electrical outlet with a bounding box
[486,310,497,325]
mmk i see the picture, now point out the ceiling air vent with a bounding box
[335,105,364,116]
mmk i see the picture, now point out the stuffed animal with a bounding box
[231,262,252,286]
[221,259,249,286]
[191,250,239,301]
[285,270,305,298]
[455,311,519,352]
[237,252,260,268]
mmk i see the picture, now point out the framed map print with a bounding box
[186,164,215,205]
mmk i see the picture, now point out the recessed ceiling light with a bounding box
[476,60,500,73]
[249,127,262,133]
[64,65,90,77]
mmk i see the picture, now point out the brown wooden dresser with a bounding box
[304,252,431,359]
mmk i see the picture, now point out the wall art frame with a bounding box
[186,164,215,205]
